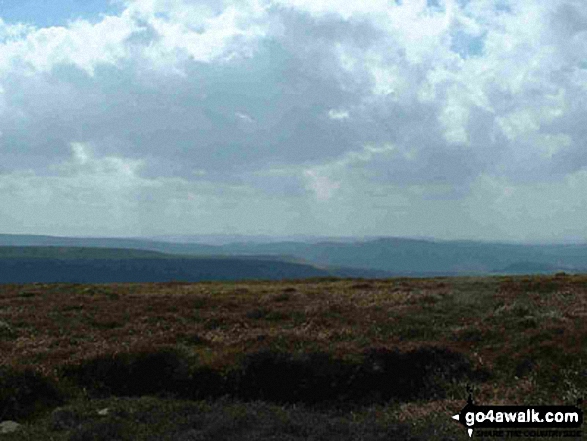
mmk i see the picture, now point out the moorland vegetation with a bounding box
[0,275,585,440]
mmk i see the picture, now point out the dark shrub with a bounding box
[230,346,487,406]
[231,350,352,404]
[179,333,207,346]
[0,367,63,420]
[0,320,17,340]
[183,366,226,400]
[62,349,224,400]
[63,346,486,405]
[349,346,485,403]
[246,308,268,320]
[62,349,190,397]
[68,420,126,441]
[351,283,374,290]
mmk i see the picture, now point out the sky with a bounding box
[0,0,586,242]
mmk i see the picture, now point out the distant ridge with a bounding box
[0,234,223,257]
[0,246,168,260]
[1,234,586,280]
[0,246,337,284]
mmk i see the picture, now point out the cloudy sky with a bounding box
[0,0,586,242]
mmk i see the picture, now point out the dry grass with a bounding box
[0,275,586,439]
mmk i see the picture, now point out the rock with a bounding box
[0,421,20,434]
[51,407,81,431]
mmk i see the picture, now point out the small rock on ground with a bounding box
[0,421,20,434]
[51,407,82,431]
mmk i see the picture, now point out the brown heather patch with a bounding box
[396,399,464,423]
[0,278,571,371]
[0,275,586,438]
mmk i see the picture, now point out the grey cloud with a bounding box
[2,0,587,239]
[1,10,378,182]
[551,1,587,37]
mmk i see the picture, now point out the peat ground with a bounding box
[0,275,585,439]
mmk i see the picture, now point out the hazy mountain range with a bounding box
[0,234,585,283]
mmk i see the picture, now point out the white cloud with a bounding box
[300,144,397,202]
[0,141,287,236]
[535,133,572,159]
[269,0,390,21]
[124,0,268,69]
[328,108,349,120]
[369,62,403,97]
[496,109,540,142]
[0,144,153,235]
[0,0,269,77]
[303,169,340,201]
[236,111,255,123]
[464,171,587,241]
[0,18,35,42]
[0,0,587,239]
[61,142,145,181]
[439,92,470,144]
[0,15,136,75]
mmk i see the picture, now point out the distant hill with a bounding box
[0,246,169,260]
[0,246,341,284]
[0,234,220,255]
[1,235,587,279]
[212,238,587,275]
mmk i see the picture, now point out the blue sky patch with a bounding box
[0,0,121,27]
[450,30,485,59]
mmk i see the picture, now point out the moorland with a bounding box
[0,274,585,440]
